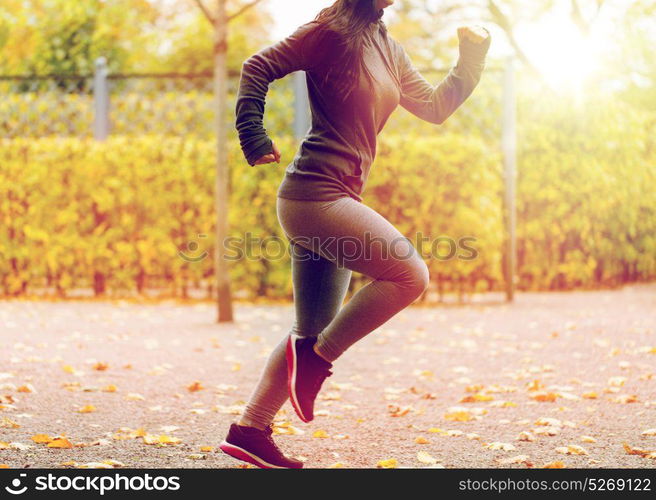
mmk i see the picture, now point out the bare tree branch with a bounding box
[487,0,541,77]
[192,0,215,24]
[570,0,589,35]
[227,0,265,22]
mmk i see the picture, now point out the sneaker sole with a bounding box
[286,334,311,423]
[219,441,301,469]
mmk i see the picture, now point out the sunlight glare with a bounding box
[517,16,608,93]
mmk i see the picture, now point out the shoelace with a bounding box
[262,425,283,453]
[310,368,332,396]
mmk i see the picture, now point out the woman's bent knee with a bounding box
[397,257,430,299]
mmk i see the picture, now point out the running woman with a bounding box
[220,0,491,468]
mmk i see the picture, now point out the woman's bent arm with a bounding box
[235,21,330,166]
[396,28,492,125]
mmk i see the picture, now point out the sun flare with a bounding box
[517,16,609,92]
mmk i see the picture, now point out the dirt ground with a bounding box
[0,284,655,469]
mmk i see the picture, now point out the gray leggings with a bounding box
[240,196,429,429]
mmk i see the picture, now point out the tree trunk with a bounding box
[213,0,234,322]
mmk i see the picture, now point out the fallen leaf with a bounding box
[388,405,412,417]
[542,461,566,469]
[142,434,181,446]
[444,411,472,422]
[187,381,204,392]
[312,430,329,439]
[518,431,536,442]
[1,417,20,428]
[623,443,654,458]
[48,437,73,449]
[498,455,531,465]
[417,451,437,464]
[31,434,53,444]
[415,437,429,444]
[376,458,398,469]
[555,445,588,455]
[460,393,494,403]
[78,405,96,414]
[530,392,558,402]
[484,442,516,451]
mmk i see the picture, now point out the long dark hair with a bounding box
[313,0,387,101]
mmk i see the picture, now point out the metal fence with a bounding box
[1,57,507,141]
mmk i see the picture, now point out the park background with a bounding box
[1,0,654,307]
[0,0,655,470]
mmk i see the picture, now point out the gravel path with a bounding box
[0,284,655,469]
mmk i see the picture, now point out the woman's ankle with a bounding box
[237,419,267,431]
[312,342,332,364]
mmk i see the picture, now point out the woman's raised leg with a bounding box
[277,196,430,363]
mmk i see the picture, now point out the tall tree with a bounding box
[192,0,265,323]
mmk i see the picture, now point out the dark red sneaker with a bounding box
[286,334,333,423]
[219,423,303,469]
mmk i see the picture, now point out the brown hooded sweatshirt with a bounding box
[236,20,491,202]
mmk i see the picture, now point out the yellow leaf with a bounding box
[48,437,73,449]
[444,411,472,422]
[329,462,345,468]
[143,434,181,446]
[388,405,412,417]
[1,417,20,428]
[612,394,638,404]
[623,443,654,458]
[187,381,204,392]
[78,405,96,414]
[582,392,598,399]
[200,446,214,452]
[93,362,109,371]
[415,437,429,444]
[530,391,558,402]
[102,460,125,467]
[527,380,543,391]
[62,365,75,374]
[312,430,329,439]
[542,461,565,469]
[0,442,9,449]
[17,384,34,393]
[581,435,597,443]
[460,393,494,403]
[0,464,9,468]
[102,384,118,393]
[427,427,444,434]
[376,458,398,469]
[556,445,588,455]
[485,442,516,451]
[31,434,53,444]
